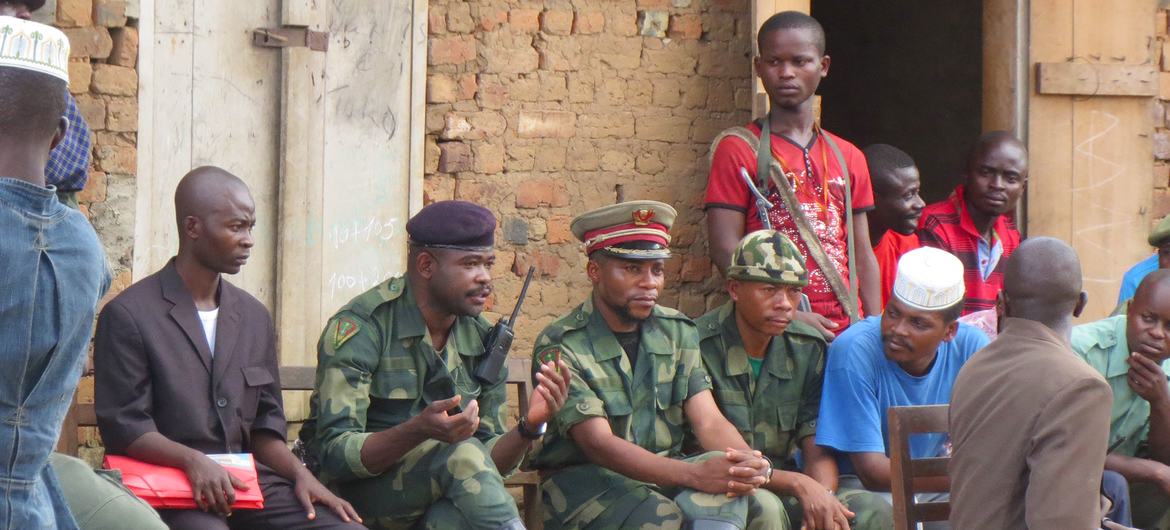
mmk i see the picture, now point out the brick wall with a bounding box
[1155,8,1170,221]
[41,0,140,461]
[425,0,754,353]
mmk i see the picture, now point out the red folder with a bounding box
[103,453,265,510]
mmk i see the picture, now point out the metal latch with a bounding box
[252,27,329,52]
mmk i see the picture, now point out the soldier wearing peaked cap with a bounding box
[697,230,893,530]
[299,200,571,530]
[528,200,786,530]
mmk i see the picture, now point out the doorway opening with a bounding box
[811,1,984,204]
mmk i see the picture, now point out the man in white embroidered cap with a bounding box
[814,247,990,521]
[0,15,110,530]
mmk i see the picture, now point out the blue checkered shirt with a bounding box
[45,94,91,192]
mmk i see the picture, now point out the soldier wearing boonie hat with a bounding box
[529,202,785,530]
[697,230,893,530]
[816,246,990,506]
[300,200,571,530]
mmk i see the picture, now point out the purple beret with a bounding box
[15,0,46,11]
[406,200,496,251]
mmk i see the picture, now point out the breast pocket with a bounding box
[241,366,275,422]
[371,367,420,401]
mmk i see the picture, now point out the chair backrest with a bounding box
[888,404,950,530]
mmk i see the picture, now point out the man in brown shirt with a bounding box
[949,237,1113,530]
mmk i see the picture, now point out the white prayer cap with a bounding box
[0,16,70,83]
[892,247,966,311]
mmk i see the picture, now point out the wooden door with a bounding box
[1025,0,1156,318]
[135,1,425,373]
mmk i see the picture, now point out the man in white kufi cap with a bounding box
[812,247,991,521]
[0,15,112,530]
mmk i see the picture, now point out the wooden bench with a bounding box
[59,357,543,529]
[888,404,950,530]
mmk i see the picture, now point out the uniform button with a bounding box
[216,397,228,408]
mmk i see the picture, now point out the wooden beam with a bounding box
[1036,62,1158,96]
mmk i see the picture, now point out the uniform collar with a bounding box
[714,302,794,380]
[583,297,673,362]
[393,281,486,356]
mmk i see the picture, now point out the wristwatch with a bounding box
[518,416,546,440]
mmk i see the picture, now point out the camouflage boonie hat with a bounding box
[726,230,808,286]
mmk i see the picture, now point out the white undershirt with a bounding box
[198,308,219,356]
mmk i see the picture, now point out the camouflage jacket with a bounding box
[298,276,509,484]
[528,297,712,469]
[695,301,826,465]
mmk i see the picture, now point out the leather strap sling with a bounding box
[710,117,859,323]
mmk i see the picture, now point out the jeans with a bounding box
[0,178,109,529]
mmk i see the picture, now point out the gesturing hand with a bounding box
[415,395,481,444]
[183,454,249,515]
[526,360,571,427]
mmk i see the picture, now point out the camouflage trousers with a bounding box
[778,487,893,530]
[335,438,520,530]
[1132,481,1170,530]
[539,451,787,529]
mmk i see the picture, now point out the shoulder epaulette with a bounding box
[654,305,696,326]
[694,311,722,341]
[338,276,407,319]
[786,319,828,344]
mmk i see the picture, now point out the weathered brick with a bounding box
[546,215,573,244]
[91,64,137,96]
[510,9,540,32]
[643,46,699,74]
[1155,161,1170,189]
[75,94,106,129]
[473,141,505,174]
[512,250,562,278]
[537,35,582,71]
[515,178,570,208]
[94,144,135,173]
[637,0,670,8]
[599,150,634,171]
[428,7,447,35]
[482,30,538,74]
[534,145,567,172]
[680,255,712,282]
[429,35,476,65]
[506,141,536,172]
[579,112,635,139]
[477,75,508,109]
[105,96,137,132]
[68,60,92,94]
[653,80,681,107]
[636,152,665,174]
[568,75,594,103]
[541,10,573,36]
[424,137,440,174]
[428,73,476,103]
[637,10,669,38]
[503,218,529,245]
[636,115,692,142]
[1159,10,1168,37]
[78,170,107,203]
[92,0,126,27]
[574,11,605,34]
[423,174,455,203]
[1154,188,1170,219]
[446,2,473,33]
[1156,129,1170,161]
[57,0,92,27]
[441,112,475,140]
[565,139,598,171]
[62,27,113,59]
[478,8,508,32]
[108,26,138,68]
[668,14,702,39]
[517,111,576,139]
[438,141,472,173]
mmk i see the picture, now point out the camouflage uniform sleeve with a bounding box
[795,340,826,443]
[678,322,713,400]
[536,343,607,436]
[311,311,382,483]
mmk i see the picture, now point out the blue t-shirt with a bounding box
[1117,254,1159,305]
[816,316,989,473]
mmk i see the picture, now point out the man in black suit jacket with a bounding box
[94,166,363,530]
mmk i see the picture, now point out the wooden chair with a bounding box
[59,357,543,529]
[888,404,950,530]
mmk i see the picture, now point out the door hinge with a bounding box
[252,27,329,52]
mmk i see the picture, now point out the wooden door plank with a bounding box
[317,1,417,320]
[1037,63,1157,96]
[133,0,195,280]
[1068,0,1155,317]
[983,0,1026,132]
[190,0,282,308]
[1026,0,1075,246]
[409,0,427,215]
